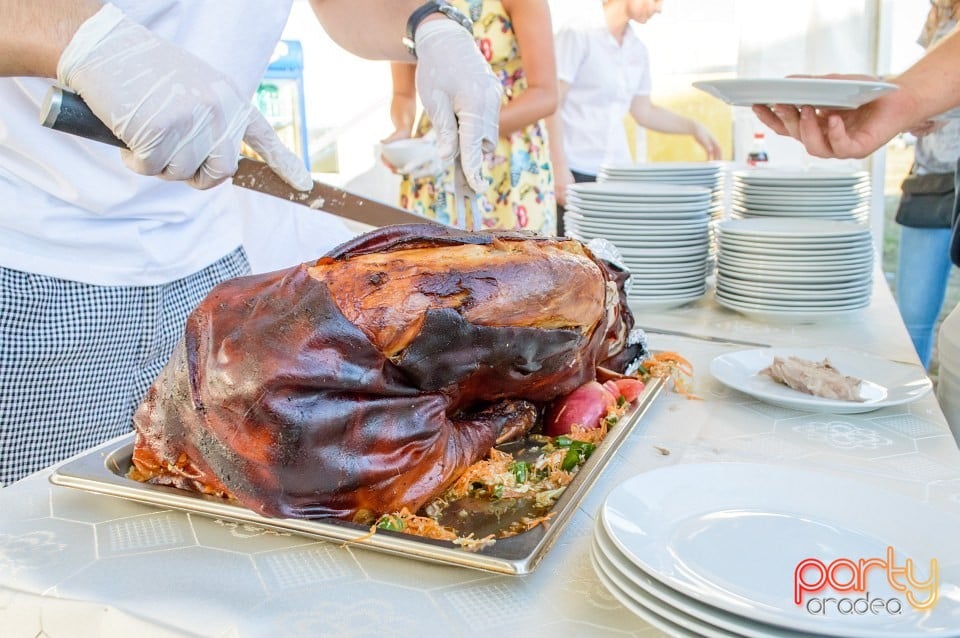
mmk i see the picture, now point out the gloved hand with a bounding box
[413,18,501,193]
[398,148,445,179]
[57,3,311,191]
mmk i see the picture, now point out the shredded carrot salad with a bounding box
[366,350,696,551]
[641,351,699,399]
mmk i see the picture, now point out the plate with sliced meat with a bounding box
[709,347,932,413]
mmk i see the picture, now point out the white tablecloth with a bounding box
[2,274,958,638]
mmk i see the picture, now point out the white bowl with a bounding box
[380,138,437,168]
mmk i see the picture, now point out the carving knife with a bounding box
[39,86,433,228]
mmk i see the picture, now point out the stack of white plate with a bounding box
[598,161,725,221]
[715,218,874,321]
[731,167,871,224]
[564,181,712,310]
[592,463,960,638]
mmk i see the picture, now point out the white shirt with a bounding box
[0,0,291,285]
[554,21,652,176]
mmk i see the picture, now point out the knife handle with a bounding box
[40,86,127,149]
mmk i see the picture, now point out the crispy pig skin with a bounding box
[131,224,636,520]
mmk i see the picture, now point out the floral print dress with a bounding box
[398,0,556,234]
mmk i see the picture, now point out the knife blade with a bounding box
[39,86,432,228]
[230,157,430,227]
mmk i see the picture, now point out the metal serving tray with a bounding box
[50,377,663,575]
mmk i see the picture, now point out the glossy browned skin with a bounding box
[131,224,637,520]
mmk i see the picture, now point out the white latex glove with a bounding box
[413,19,501,193]
[57,3,311,191]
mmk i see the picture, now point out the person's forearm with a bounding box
[499,87,557,137]
[892,26,960,124]
[389,62,418,134]
[309,0,440,61]
[635,104,699,135]
[0,0,103,76]
[498,0,556,137]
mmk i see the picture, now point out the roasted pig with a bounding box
[130,224,642,521]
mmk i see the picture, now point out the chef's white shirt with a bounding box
[554,22,652,176]
[0,0,291,286]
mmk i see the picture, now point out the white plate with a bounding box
[717,281,870,302]
[570,181,711,197]
[565,207,710,222]
[719,243,873,260]
[617,238,708,252]
[591,549,705,638]
[602,462,960,638]
[716,292,872,311]
[734,167,869,186]
[608,231,712,245]
[600,161,725,173]
[731,204,870,217]
[719,241,873,257]
[717,238,873,254]
[566,196,711,214]
[716,289,872,310]
[693,78,898,108]
[731,212,870,224]
[709,346,931,413]
[732,194,866,208]
[718,218,869,239]
[594,515,823,638]
[591,543,733,638]
[715,296,869,322]
[629,290,706,310]
[733,183,871,195]
[716,268,872,285]
[716,276,872,293]
[717,259,874,274]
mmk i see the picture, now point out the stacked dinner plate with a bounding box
[598,162,725,221]
[563,181,712,310]
[591,463,960,638]
[731,167,871,224]
[715,218,874,321]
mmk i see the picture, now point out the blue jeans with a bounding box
[896,225,954,367]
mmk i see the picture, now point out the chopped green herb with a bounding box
[561,447,581,471]
[511,461,530,484]
[377,516,404,532]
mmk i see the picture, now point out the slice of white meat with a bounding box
[760,356,864,402]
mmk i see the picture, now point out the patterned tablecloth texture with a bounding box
[2,270,958,638]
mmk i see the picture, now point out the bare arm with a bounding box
[630,95,721,160]
[309,0,434,61]
[498,0,557,137]
[0,0,102,76]
[545,81,573,206]
[385,62,418,142]
[891,25,960,123]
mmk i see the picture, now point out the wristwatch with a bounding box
[403,1,473,58]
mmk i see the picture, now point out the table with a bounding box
[2,274,958,638]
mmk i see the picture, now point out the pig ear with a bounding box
[324,223,457,259]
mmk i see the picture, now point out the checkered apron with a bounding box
[0,248,250,486]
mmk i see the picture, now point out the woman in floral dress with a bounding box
[385,0,558,234]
